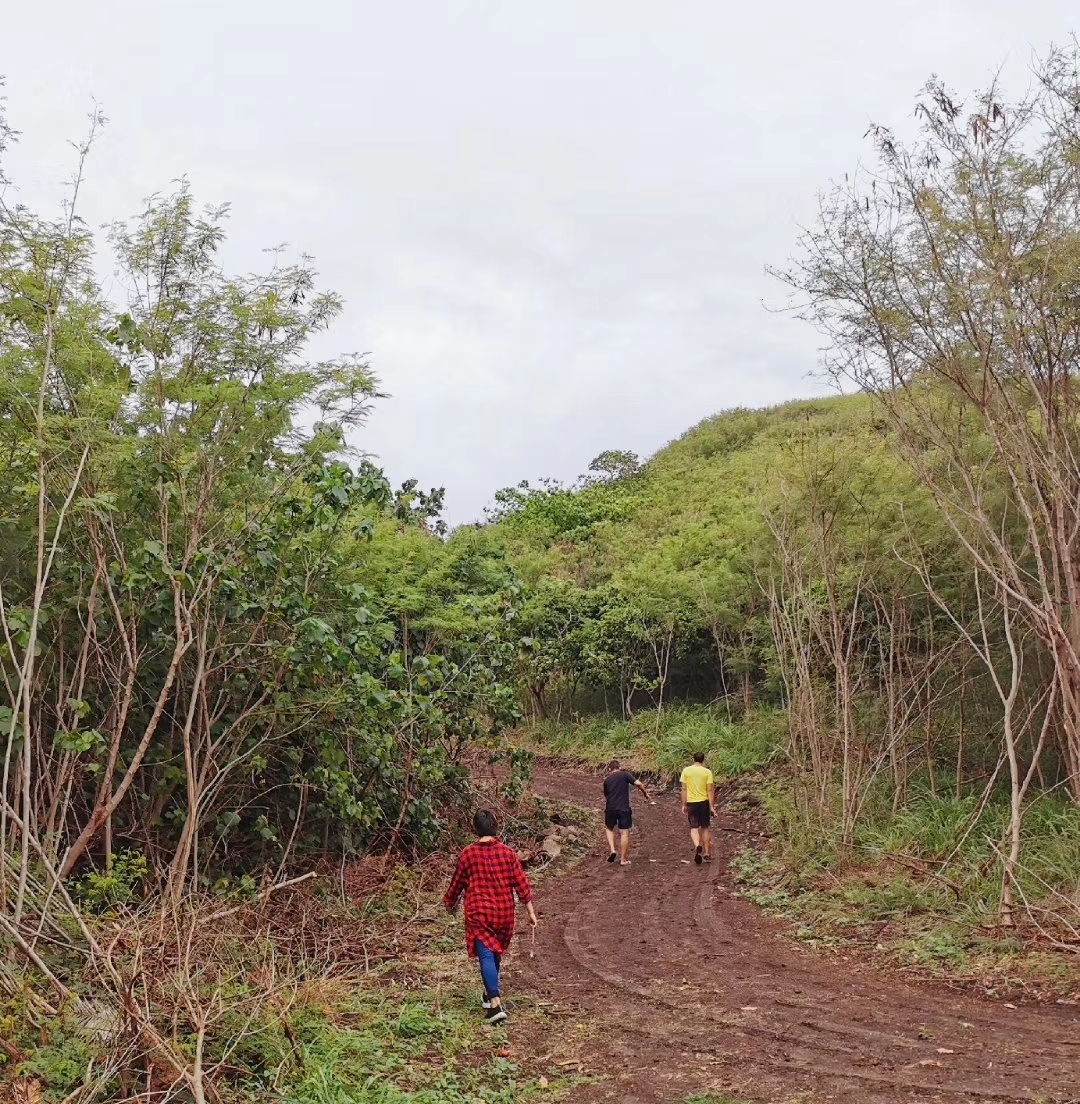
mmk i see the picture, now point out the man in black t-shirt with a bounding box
[601,759,655,866]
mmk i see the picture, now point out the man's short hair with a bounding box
[607,759,621,772]
[693,751,706,763]
[473,809,498,837]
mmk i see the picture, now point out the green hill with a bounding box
[490,391,931,719]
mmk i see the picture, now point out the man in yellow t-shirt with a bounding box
[679,752,718,865]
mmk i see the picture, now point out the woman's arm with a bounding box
[511,852,533,906]
[443,853,468,911]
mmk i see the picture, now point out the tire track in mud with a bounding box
[512,766,1080,1104]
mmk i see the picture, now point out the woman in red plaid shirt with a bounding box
[443,809,538,1024]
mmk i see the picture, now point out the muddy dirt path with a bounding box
[509,765,1080,1104]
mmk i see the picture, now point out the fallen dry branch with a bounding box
[204,871,319,924]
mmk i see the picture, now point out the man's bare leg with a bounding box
[690,824,703,864]
[604,827,617,861]
[619,829,631,865]
[701,826,713,859]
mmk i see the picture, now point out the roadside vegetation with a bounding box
[0,774,583,1102]
[1,863,574,1103]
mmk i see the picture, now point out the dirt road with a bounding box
[511,765,1080,1104]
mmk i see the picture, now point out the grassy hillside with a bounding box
[493,391,931,715]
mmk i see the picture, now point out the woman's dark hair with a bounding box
[693,751,705,763]
[473,809,498,837]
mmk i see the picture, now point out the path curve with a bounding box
[512,765,1080,1104]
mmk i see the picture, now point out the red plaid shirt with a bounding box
[443,839,533,956]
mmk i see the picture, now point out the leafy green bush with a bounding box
[73,850,149,911]
[17,1037,96,1098]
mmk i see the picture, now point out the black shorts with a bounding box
[686,801,711,828]
[604,809,632,831]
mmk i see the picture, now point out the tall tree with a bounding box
[779,47,1080,800]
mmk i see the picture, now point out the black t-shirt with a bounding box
[602,770,637,813]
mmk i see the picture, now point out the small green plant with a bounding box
[392,1001,443,1039]
[499,746,535,804]
[72,849,149,911]
[2,1001,106,1102]
[900,927,971,967]
[17,1039,95,1097]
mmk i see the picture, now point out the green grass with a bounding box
[520,704,784,781]
[760,776,1080,915]
[3,942,564,1104]
[733,779,1080,998]
[226,847,580,1103]
[258,855,578,1103]
[266,987,556,1104]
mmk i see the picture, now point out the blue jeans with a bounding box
[474,940,501,999]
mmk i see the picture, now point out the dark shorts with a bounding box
[687,800,711,828]
[604,808,632,831]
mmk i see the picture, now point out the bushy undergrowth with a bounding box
[736,779,1080,996]
[0,789,577,1103]
[763,777,1080,907]
[2,939,563,1104]
[520,704,784,781]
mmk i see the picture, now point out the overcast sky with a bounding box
[4,2,1078,522]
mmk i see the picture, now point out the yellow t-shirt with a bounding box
[680,763,714,804]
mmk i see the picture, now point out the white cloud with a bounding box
[4,0,1077,520]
